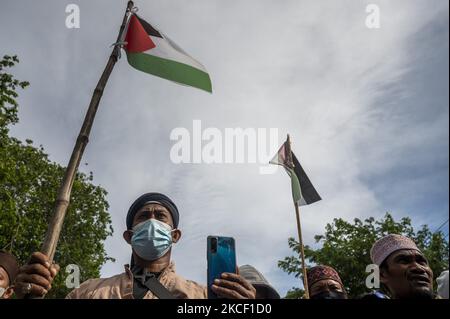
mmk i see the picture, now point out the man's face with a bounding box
[123,203,181,249]
[380,249,434,299]
[0,266,13,299]
[310,279,347,299]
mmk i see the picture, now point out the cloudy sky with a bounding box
[1,0,448,296]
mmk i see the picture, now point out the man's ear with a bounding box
[379,266,389,285]
[3,286,14,299]
[172,229,182,244]
[123,230,132,244]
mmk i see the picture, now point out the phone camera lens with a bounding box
[211,237,217,253]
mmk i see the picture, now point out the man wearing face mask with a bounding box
[14,192,256,299]
[307,265,348,299]
[0,250,19,299]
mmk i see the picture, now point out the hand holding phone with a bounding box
[207,236,256,299]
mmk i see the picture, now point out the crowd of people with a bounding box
[1,192,448,299]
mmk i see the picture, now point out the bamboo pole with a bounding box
[294,202,309,299]
[40,1,134,261]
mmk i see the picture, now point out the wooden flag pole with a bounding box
[40,1,134,261]
[287,134,310,299]
[294,201,310,299]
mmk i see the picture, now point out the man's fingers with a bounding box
[26,251,59,278]
[214,278,253,298]
[20,263,51,280]
[15,281,48,298]
[16,272,52,291]
[28,283,48,297]
[13,252,59,299]
[29,274,52,290]
[20,273,52,291]
[29,252,51,268]
[211,284,245,299]
[50,263,60,278]
[221,273,255,292]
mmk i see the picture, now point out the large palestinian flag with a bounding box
[270,139,321,206]
[124,14,212,92]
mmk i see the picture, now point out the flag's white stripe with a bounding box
[141,36,208,73]
[298,197,307,206]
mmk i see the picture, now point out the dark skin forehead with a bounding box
[0,266,10,288]
[132,203,174,228]
[385,249,429,267]
[310,279,344,295]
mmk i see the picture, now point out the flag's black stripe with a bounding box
[136,15,163,38]
[292,153,321,205]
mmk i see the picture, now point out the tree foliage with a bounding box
[0,55,114,298]
[279,213,449,298]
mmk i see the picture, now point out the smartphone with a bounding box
[207,236,237,299]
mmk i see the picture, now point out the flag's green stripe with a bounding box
[127,52,212,93]
[288,168,302,204]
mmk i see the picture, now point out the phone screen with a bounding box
[207,236,236,299]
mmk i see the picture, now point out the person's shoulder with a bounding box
[66,272,129,299]
[184,278,207,291]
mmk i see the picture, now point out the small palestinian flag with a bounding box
[270,138,321,206]
[124,14,212,93]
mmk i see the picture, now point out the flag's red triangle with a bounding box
[125,15,156,53]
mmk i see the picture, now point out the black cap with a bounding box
[126,192,179,229]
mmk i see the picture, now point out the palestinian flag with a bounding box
[270,139,321,206]
[124,14,212,93]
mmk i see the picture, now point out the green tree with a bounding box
[0,55,114,298]
[278,213,449,298]
[0,55,29,134]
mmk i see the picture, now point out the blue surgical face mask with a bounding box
[131,219,175,261]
